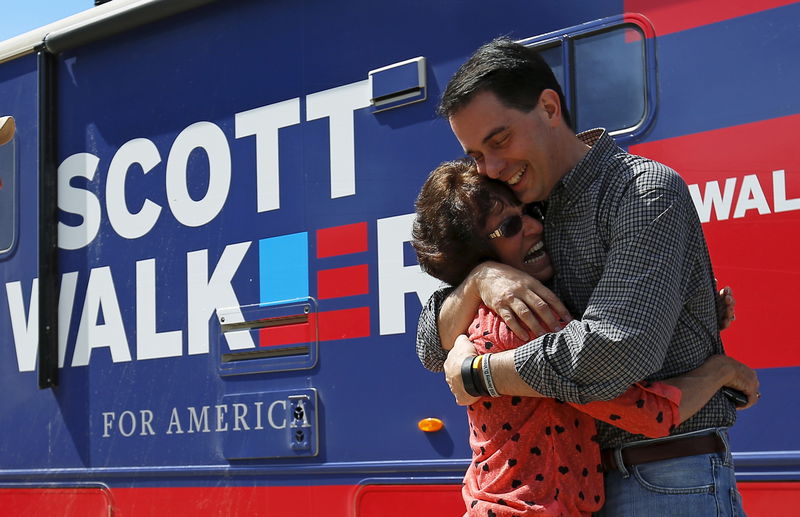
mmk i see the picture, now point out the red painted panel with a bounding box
[624,0,796,36]
[318,306,370,341]
[259,313,316,347]
[260,307,370,346]
[0,488,111,517]
[8,483,466,517]
[355,484,464,517]
[317,264,369,299]
[740,482,800,517]
[630,114,800,369]
[316,222,368,258]
[111,485,356,517]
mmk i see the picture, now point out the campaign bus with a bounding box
[0,0,797,514]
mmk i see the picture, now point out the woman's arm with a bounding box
[569,354,759,438]
[659,354,759,416]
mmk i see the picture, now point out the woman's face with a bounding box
[484,201,554,281]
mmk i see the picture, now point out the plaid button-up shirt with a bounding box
[416,129,736,449]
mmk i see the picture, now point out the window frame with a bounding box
[0,134,18,259]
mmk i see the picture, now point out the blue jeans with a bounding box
[596,429,746,517]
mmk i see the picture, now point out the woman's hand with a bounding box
[443,335,480,406]
[717,286,736,330]
[712,354,760,409]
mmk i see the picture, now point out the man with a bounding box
[416,38,758,515]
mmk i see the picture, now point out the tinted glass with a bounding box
[573,26,646,132]
[0,138,15,254]
[538,44,565,93]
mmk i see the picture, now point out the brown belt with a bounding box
[601,433,726,472]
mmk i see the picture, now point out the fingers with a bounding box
[512,283,572,336]
[727,361,760,410]
[498,308,532,341]
[443,336,480,406]
[514,296,555,335]
[472,262,573,336]
[717,286,736,330]
[521,282,572,325]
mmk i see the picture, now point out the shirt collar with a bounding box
[548,128,617,209]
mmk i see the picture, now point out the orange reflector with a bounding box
[417,418,444,432]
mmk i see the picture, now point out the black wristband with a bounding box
[471,356,490,397]
[461,356,481,397]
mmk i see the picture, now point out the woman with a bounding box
[412,159,750,517]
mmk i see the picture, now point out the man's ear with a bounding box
[539,89,562,122]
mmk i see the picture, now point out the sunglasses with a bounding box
[487,203,544,240]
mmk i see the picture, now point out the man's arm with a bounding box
[513,189,691,402]
[415,286,452,372]
[515,179,715,403]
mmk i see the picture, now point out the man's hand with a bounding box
[470,261,572,340]
[443,335,480,406]
[713,354,760,409]
[717,286,736,330]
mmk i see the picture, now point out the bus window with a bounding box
[521,16,654,141]
[538,44,565,94]
[573,25,646,132]
[0,115,16,256]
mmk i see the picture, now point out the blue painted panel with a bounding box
[259,233,309,304]
[642,3,800,143]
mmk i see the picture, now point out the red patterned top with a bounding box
[462,305,682,517]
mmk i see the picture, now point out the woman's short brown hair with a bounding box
[412,158,519,286]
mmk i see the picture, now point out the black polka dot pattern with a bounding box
[458,309,677,516]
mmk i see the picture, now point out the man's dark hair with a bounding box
[412,159,519,286]
[438,37,572,129]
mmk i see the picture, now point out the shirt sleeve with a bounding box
[568,382,682,438]
[515,177,703,403]
[415,285,453,372]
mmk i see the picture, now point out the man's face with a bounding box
[449,90,562,204]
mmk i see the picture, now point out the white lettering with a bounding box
[306,80,371,199]
[166,407,184,434]
[235,99,301,213]
[254,401,264,430]
[5,280,38,372]
[58,272,79,368]
[377,213,441,335]
[166,121,231,227]
[58,153,102,250]
[118,410,136,437]
[106,138,163,239]
[102,412,115,438]
[215,404,229,432]
[186,241,253,354]
[72,266,132,366]
[289,398,311,429]
[6,273,80,372]
[773,169,800,213]
[136,258,183,360]
[689,177,737,223]
[139,410,156,436]
[733,174,771,219]
[232,403,250,431]
[268,399,287,430]
[187,406,210,433]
